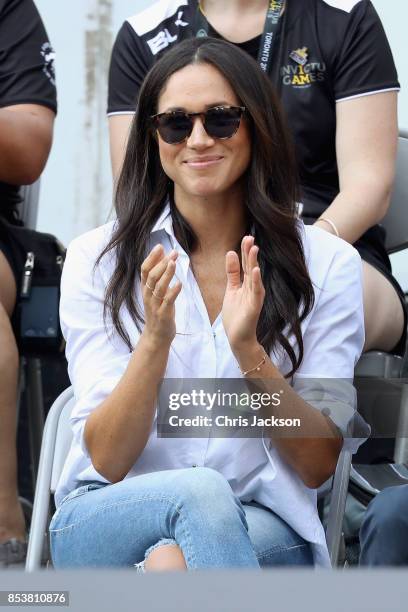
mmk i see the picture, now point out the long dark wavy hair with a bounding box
[97,37,315,377]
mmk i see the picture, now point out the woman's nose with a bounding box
[186,116,215,148]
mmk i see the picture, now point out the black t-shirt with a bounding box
[108,0,399,219]
[0,0,57,222]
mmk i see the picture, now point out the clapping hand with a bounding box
[222,236,265,351]
[140,244,182,344]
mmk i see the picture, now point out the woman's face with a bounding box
[155,62,251,200]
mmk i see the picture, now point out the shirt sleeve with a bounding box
[60,230,138,455]
[0,0,57,112]
[107,21,150,115]
[334,0,399,101]
[293,242,370,453]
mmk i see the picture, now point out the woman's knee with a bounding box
[175,467,239,509]
[173,467,247,532]
[142,540,187,572]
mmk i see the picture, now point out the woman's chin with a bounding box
[182,180,227,199]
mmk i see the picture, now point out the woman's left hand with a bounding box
[222,236,265,351]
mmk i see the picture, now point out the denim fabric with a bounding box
[359,485,408,566]
[50,467,313,569]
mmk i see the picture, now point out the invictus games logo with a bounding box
[289,47,308,66]
[281,46,326,89]
[40,42,56,85]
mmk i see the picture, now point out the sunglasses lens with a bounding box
[205,108,242,139]
[154,107,244,144]
[156,113,192,144]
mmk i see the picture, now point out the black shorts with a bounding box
[0,225,26,297]
[303,219,407,357]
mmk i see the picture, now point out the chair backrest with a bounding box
[382,133,408,254]
[50,393,75,492]
[26,386,74,571]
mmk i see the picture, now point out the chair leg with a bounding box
[394,384,408,463]
[325,449,352,567]
[16,357,26,426]
[26,358,45,489]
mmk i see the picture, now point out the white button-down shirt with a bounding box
[56,203,368,567]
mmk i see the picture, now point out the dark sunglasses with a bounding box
[151,105,246,144]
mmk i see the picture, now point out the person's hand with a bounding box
[222,236,265,351]
[140,244,182,345]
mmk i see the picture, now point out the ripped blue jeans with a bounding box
[50,467,313,569]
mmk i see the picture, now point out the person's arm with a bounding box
[315,91,398,242]
[62,237,181,484]
[108,114,134,180]
[84,330,172,483]
[233,342,343,489]
[314,1,399,241]
[222,235,365,489]
[108,20,151,180]
[0,103,55,185]
[0,0,57,184]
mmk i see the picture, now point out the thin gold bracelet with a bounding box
[240,351,268,376]
[317,217,340,238]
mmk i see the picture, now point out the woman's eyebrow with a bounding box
[163,101,233,112]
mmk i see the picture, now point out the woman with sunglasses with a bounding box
[51,38,368,571]
[109,0,406,361]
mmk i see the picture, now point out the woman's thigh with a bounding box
[50,475,192,568]
[0,250,16,317]
[243,501,313,566]
[362,261,405,353]
[50,468,257,569]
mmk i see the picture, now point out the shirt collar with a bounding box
[151,199,173,237]
[150,200,189,268]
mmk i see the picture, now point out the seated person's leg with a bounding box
[0,251,25,546]
[139,500,315,571]
[243,501,313,567]
[362,261,405,353]
[359,485,408,566]
[50,467,261,569]
[144,541,187,572]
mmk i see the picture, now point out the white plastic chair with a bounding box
[25,386,74,572]
[26,385,352,570]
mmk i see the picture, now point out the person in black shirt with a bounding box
[108,0,406,362]
[0,0,56,565]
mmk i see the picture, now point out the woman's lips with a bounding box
[184,156,224,169]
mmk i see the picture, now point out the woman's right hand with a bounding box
[140,244,182,345]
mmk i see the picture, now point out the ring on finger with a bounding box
[152,290,163,301]
[146,282,155,292]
